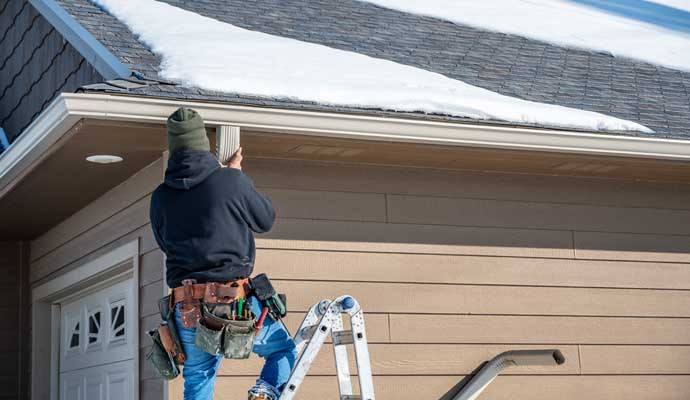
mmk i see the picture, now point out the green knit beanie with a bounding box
[166,107,210,153]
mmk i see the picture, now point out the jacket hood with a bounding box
[164,150,220,189]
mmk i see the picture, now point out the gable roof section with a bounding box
[29,0,129,79]
[55,0,690,139]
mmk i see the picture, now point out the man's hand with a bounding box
[227,147,243,170]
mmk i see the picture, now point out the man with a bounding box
[150,107,296,400]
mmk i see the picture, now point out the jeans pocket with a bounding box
[222,320,255,359]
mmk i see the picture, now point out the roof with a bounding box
[56,0,690,139]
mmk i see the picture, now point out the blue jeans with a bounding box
[174,297,297,400]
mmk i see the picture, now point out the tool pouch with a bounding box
[251,273,287,320]
[179,279,202,328]
[195,317,224,356]
[158,295,171,321]
[146,325,180,380]
[223,318,255,359]
[166,309,187,364]
[195,303,255,359]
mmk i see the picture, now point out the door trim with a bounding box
[31,240,139,400]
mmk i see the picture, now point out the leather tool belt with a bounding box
[173,278,250,328]
[172,278,250,304]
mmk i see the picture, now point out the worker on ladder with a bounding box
[149,107,296,400]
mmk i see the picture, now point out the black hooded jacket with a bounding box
[150,150,275,288]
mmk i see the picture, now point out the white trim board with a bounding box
[3,92,690,202]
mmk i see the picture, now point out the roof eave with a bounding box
[3,92,690,198]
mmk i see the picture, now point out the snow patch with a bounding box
[92,0,651,133]
[650,0,690,13]
[362,0,690,72]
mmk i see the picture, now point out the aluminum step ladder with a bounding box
[279,295,375,400]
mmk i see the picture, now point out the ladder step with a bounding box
[332,330,354,346]
[340,396,361,400]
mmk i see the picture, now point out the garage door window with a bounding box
[110,300,126,342]
[69,322,80,350]
[87,309,102,346]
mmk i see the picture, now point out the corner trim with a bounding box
[28,0,130,79]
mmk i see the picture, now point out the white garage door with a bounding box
[59,278,137,400]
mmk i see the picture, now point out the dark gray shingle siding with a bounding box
[0,0,102,142]
[60,0,690,139]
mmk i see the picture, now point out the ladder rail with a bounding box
[349,308,374,400]
[281,302,336,400]
[331,307,354,396]
[279,295,375,400]
[292,299,329,354]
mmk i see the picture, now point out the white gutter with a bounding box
[2,92,690,196]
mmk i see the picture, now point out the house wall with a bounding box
[28,155,690,399]
[0,0,102,142]
[0,242,30,400]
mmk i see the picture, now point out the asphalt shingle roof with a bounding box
[57,0,690,139]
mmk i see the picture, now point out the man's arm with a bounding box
[227,147,276,233]
[149,191,168,253]
[237,172,276,233]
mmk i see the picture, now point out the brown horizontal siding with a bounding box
[580,345,690,374]
[386,193,690,235]
[574,231,690,263]
[259,218,575,258]
[272,280,690,317]
[390,314,690,345]
[30,157,164,262]
[30,194,152,283]
[254,249,690,290]
[175,375,690,400]
[216,344,582,376]
[245,158,690,210]
[29,157,690,400]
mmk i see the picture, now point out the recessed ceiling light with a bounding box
[86,155,123,164]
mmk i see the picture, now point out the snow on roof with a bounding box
[362,0,690,73]
[650,0,690,13]
[91,0,650,133]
